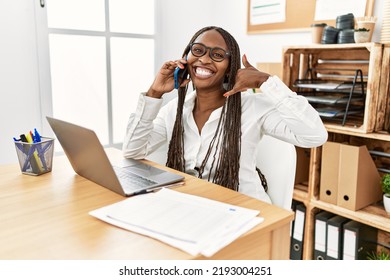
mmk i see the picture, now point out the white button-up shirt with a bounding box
[123,76,328,203]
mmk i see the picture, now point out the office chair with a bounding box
[145,143,168,165]
[256,135,297,210]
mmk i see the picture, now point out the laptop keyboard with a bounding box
[113,166,158,189]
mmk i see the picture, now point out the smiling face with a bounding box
[187,29,230,93]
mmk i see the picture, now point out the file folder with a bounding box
[337,144,382,211]
[289,200,299,258]
[326,215,349,260]
[290,203,306,260]
[343,220,378,260]
[320,142,340,204]
[314,211,335,260]
[290,200,300,237]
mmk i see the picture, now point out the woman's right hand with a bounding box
[146,59,188,98]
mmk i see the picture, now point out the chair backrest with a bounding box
[145,143,168,165]
[256,135,297,210]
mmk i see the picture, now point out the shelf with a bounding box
[294,79,365,91]
[285,43,390,260]
[303,95,364,105]
[283,42,379,51]
[326,126,390,141]
[293,185,309,202]
[283,43,384,133]
[316,107,364,118]
[295,67,366,126]
[310,199,390,233]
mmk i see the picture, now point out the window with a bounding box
[44,0,155,147]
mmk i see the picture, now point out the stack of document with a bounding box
[89,188,263,257]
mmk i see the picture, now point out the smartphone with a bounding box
[174,66,188,89]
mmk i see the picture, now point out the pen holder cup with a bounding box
[14,137,55,176]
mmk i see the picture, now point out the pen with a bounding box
[33,128,42,143]
[25,132,44,173]
[32,128,48,170]
[17,134,31,172]
[20,134,28,143]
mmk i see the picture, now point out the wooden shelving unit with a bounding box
[283,43,385,133]
[283,43,390,260]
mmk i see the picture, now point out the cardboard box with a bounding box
[337,144,382,211]
[319,142,340,204]
[320,141,382,211]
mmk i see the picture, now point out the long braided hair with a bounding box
[166,26,242,191]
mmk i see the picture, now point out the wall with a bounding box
[155,0,215,70]
[155,0,312,66]
[207,0,384,64]
[0,1,42,164]
[157,0,384,67]
[0,0,386,164]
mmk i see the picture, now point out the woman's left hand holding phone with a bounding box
[146,58,189,99]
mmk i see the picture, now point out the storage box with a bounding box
[319,141,382,211]
[337,143,382,211]
[319,142,340,204]
[14,137,54,176]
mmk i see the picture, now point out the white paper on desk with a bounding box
[89,188,263,257]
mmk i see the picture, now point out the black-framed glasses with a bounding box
[189,42,230,62]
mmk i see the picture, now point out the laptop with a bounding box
[46,116,184,197]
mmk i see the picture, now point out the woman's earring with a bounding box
[223,75,229,90]
[223,75,229,83]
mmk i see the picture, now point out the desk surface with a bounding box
[0,149,293,260]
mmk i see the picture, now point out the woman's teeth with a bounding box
[196,67,213,77]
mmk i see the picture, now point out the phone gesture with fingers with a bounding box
[224,54,270,97]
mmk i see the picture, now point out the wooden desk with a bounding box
[0,149,293,260]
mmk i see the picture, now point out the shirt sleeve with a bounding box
[122,93,169,159]
[258,76,328,147]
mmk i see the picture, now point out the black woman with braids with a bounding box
[123,26,327,204]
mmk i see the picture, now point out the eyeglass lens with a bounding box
[190,43,229,62]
